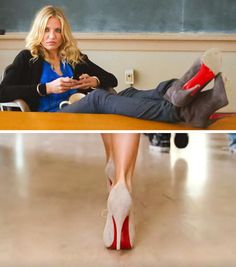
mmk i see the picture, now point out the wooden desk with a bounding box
[0,111,236,130]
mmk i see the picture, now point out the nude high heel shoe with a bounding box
[105,159,115,190]
[103,181,135,250]
[164,48,222,107]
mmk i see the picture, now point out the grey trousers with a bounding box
[61,80,181,124]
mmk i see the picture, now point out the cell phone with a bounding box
[72,73,81,80]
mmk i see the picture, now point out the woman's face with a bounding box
[41,16,63,54]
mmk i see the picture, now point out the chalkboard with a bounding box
[0,0,236,33]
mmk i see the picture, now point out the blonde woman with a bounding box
[0,5,117,111]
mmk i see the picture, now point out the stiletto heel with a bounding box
[103,181,134,250]
[164,48,222,107]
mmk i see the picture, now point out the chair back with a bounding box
[0,65,31,111]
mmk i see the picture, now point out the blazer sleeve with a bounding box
[0,50,40,104]
[74,54,118,89]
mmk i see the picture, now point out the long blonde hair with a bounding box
[26,5,83,67]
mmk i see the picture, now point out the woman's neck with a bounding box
[47,52,59,62]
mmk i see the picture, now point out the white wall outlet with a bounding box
[125,69,134,85]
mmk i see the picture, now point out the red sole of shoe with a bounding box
[108,216,132,250]
[183,63,215,96]
[121,216,132,249]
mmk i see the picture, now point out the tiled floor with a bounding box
[0,133,235,267]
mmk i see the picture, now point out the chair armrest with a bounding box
[0,99,30,112]
[13,99,31,112]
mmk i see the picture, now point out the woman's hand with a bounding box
[46,77,80,94]
[70,74,100,90]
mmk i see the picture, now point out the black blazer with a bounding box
[0,50,118,111]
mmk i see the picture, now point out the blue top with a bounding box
[38,61,77,112]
